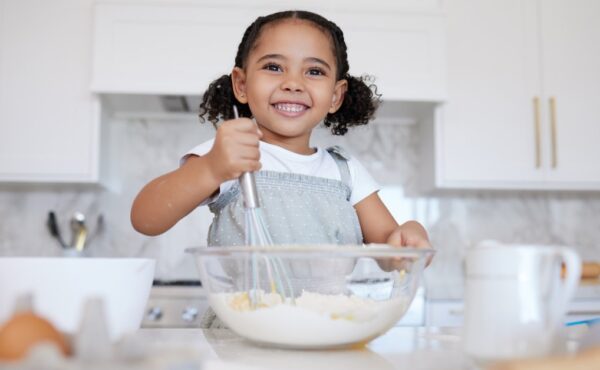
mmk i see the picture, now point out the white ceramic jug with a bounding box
[463,244,581,361]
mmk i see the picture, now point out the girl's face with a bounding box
[231,19,347,153]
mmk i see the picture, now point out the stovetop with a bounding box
[142,280,208,328]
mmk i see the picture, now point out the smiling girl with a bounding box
[131,10,431,254]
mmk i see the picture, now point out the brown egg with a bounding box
[0,311,70,361]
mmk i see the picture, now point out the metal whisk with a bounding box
[233,106,294,307]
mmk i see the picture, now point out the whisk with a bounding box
[233,105,294,307]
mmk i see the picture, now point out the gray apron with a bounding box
[200,146,363,328]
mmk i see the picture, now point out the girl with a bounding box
[131,10,431,254]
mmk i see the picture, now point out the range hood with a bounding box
[100,94,203,118]
[100,93,437,125]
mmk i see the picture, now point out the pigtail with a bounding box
[198,75,252,128]
[324,75,381,135]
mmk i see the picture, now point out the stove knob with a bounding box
[181,307,199,323]
[146,307,163,322]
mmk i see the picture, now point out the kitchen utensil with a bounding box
[69,212,86,250]
[75,230,88,252]
[0,258,155,341]
[463,244,581,361]
[86,214,105,246]
[46,211,67,249]
[187,245,434,349]
[233,105,293,306]
[74,223,88,252]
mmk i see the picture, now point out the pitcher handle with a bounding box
[553,248,581,327]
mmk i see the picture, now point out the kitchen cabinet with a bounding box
[426,298,600,327]
[426,299,463,327]
[323,10,446,101]
[91,0,446,101]
[0,0,101,183]
[539,0,600,185]
[430,0,600,190]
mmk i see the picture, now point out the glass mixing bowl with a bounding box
[186,244,434,349]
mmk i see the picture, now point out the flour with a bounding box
[209,291,410,348]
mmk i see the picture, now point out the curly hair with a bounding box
[198,10,381,135]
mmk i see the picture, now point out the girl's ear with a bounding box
[329,79,348,113]
[231,67,248,104]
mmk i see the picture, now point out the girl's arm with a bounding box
[131,117,262,236]
[130,155,222,236]
[354,192,431,248]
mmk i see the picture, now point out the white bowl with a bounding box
[0,257,155,340]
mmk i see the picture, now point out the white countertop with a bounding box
[128,326,586,370]
[3,326,589,370]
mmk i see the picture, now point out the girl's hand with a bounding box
[386,221,434,267]
[386,221,432,249]
[205,118,263,182]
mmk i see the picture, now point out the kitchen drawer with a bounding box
[426,299,464,327]
[566,299,600,324]
[426,298,600,327]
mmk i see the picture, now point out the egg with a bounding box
[0,311,70,361]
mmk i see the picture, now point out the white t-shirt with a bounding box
[182,139,379,206]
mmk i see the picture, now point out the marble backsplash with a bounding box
[1,113,599,299]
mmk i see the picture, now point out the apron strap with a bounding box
[326,146,352,198]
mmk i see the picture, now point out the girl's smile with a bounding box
[231,19,347,154]
[272,101,310,117]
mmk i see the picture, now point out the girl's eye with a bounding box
[263,63,282,72]
[307,68,325,76]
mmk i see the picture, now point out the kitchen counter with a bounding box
[1,326,588,370]
[200,327,470,370]
[129,326,586,370]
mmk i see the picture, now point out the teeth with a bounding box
[274,103,306,113]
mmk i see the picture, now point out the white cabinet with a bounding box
[91,0,446,101]
[539,0,600,185]
[91,2,253,95]
[0,0,100,183]
[426,298,600,327]
[432,0,600,190]
[326,11,446,101]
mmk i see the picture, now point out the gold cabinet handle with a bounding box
[533,97,541,168]
[549,97,558,168]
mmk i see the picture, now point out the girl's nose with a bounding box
[280,73,304,92]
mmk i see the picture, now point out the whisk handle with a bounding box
[233,105,260,209]
[239,172,260,209]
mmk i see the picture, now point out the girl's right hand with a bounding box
[205,117,263,182]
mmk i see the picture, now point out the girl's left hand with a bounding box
[386,221,432,249]
[386,221,433,266]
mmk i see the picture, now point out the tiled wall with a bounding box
[1,114,599,298]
